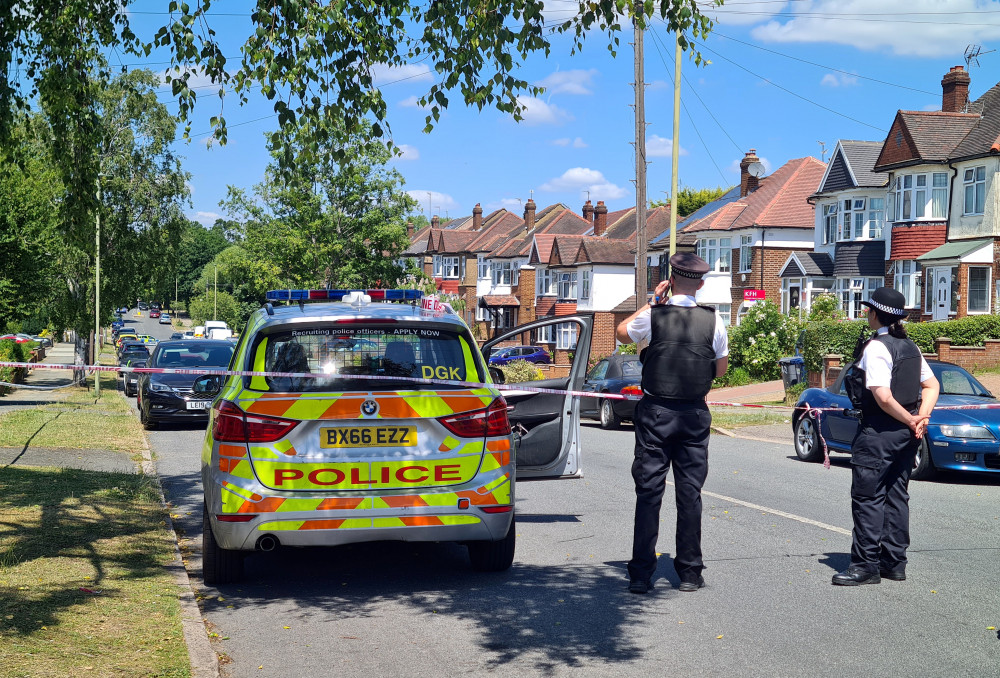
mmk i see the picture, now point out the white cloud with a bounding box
[573,137,587,148]
[516,96,573,125]
[647,134,687,158]
[396,144,419,161]
[551,136,588,148]
[370,63,433,86]
[727,156,773,176]
[407,190,460,216]
[399,95,430,109]
[193,211,221,226]
[540,167,628,200]
[537,68,599,95]
[648,80,671,91]
[551,138,571,147]
[484,197,527,211]
[820,73,859,88]
[704,0,791,27]
[749,0,1000,57]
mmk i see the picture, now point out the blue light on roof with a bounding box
[264,289,424,303]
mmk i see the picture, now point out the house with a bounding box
[680,149,827,324]
[873,65,1000,320]
[800,140,890,319]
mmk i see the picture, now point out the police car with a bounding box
[193,289,593,584]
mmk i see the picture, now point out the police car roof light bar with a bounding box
[264,289,424,303]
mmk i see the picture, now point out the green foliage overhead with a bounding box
[652,186,732,217]
[174,220,232,306]
[188,291,242,331]
[0,1,721,170]
[727,301,801,380]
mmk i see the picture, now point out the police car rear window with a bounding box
[252,325,480,392]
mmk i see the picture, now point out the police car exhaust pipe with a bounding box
[256,535,279,552]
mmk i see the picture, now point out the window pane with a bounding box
[916,174,927,187]
[976,184,986,214]
[933,173,948,187]
[976,166,986,180]
[965,168,975,182]
[970,267,989,312]
[914,189,926,218]
[966,185,976,214]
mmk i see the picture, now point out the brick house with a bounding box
[679,150,827,324]
[873,65,1000,320]
[800,140,891,319]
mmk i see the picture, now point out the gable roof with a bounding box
[466,210,525,253]
[493,205,591,258]
[681,159,825,233]
[574,238,634,265]
[951,80,1000,159]
[402,224,432,256]
[874,110,980,170]
[816,140,888,195]
[780,251,834,278]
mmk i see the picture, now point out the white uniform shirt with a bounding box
[625,294,729,359]
[858,326,933,389]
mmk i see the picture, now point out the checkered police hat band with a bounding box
[867,299,906,316]
[673,268,703,279]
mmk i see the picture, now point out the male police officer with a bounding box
[615,252,729,594]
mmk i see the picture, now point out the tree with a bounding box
[223,119,416,290]
[652,186,732,217]
[175,219,231,307]
[188,291,242,330]
[1,2,720,170]
[193,244,282,329]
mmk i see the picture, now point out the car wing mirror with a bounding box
[193,375,223,397]
[489,366,505,384]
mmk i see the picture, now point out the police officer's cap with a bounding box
[861,286,908,317]
[669,253,710,279]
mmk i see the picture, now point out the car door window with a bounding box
[588,360,609,381]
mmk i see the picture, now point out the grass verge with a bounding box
[711,403,791,429]
[0,466,190,677]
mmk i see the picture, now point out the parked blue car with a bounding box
[792,360,1000,480]
[488,345,552,366]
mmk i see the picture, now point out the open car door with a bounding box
[482,314,594,480]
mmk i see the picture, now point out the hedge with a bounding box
[0,339,26,390]
[801,314,1000,373]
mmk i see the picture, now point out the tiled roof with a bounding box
[874,111,979,170]
[781,252,834,278]
[682,200,747,232]
[605,205,675,244]
[482,295,520,306]
[952,81,1000,159]
[500,206,592,257]
[611,295,638,313]
[889,223,947,260]
[550,236,586,265]
[528,234,557,264]
[575,238,634,265]
[402,225,432,256]
[466,211,525,253]
[431,229,478,253]
[917,238,993,262]
[834,241,886,277]
[841,141,889,188]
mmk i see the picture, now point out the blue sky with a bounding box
[126,1,1000,226]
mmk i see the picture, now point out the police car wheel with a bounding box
[599,399,620,430]
[793,414,824,463]
[911,438,936,481]
[468,515,516,572]
[202,504,244,585]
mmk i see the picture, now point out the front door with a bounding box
[933,267,950,321]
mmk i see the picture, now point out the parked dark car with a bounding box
[122,359,146,397]
[169,332,184,340]
[138,302,149,311]
[119,306,130,314]
[137,340,235,429]
[118,344,150,393]
[488,345,552,366]
[580,353,642,429]
[793,360,1000,480]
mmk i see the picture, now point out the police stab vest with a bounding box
[641,304,717,400]
[845,333,922,419]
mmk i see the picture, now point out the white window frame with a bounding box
[477,255,489,280]
[968,266,991,314]
[537,268,556,296]
[556,322,578,350]
[892,172,948,222]
[892,260,922,308]
[432,255,442,277]
[536,325,555,344]
[822,204,838,245]
[492,261,514,286]
[868,197,885,239]
[837,277,884,319]
[716,303,731,326]
[963,165,987,216]
[580,270,591,300]
[442,256,460,279]
[739,234,752,272]
[557,271,578,300]
[696,237,731,272]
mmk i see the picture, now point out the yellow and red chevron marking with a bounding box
[238,390,495,420]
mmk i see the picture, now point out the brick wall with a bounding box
[516,267,537,324]
[591,311,619,361]
[933,337,1000,371]
[729,246,812,322]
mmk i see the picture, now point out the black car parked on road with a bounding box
[136,340,235,429]
[580,353,642,429]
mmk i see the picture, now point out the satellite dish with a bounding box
[747,162,765,178]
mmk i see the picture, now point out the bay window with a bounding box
[557,272,578,300]
[477,255,489,280]
[892,172,948,221]
[536,325,555,344]
[696,237,731,272]
[557,323,578,350]
[581,270,591,300]
[492,261,515,285]
[537,268,556,295]
[823,204,838,244]
[716,303,732,326]
[442,256,460,279]
[964,165,986,215]
[838,277,883,319]
[868,198,885,238]
[892,260,921,308]
[969,266,991,313]
[432,255,442,277]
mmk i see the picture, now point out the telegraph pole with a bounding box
[94,177,101,397]
[668,33,682,261]
[214,265,218,321]
[633,1,648,307]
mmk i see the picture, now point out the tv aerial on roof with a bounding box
[965,44,994,69]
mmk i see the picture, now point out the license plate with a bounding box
[186,400,211,410]
[320,426,417,448]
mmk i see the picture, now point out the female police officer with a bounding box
[834,287,939,586]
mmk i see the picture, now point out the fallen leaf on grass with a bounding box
[716,635,724,639]
[987,626,996,631]
[282,626,290,629]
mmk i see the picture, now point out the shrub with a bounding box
[784,381,807,406]
[617,343,637,355]
[499,359,544,383]
[808,293,844,321]
[0,339,26,390]
[713,366,751,388]
[801,319,868,373]
[728,301,802,380]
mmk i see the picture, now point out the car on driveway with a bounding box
[792,359,1000,480]
[136,340,236,429]
[192,288,593,584]
[580,353,642,429]
[488,345,551,366]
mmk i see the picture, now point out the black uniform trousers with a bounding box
[628,396,711,584]
[849,414,919,574]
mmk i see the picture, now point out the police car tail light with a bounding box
[438,398,511,438]
[212,400,299,443]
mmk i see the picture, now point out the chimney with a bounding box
[593,201,608,236]
[942,65,971,113]
[431,215,440,228]
[523,198,536,231]
[740,149,761,197]
[582,200,594,224]
[472,203,483,231]
[406,220,414,238]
